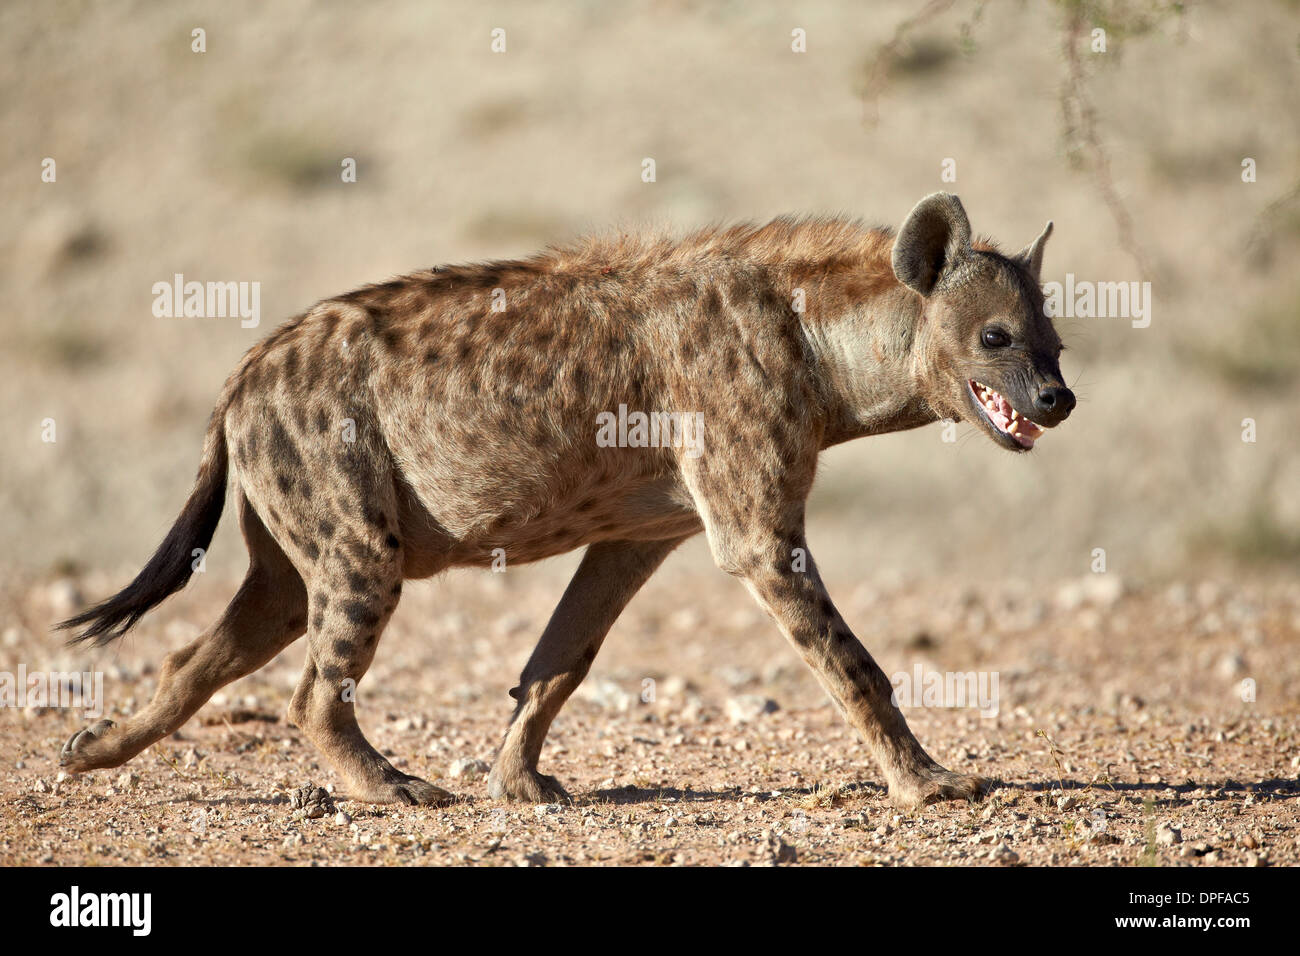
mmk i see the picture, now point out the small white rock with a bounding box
[44,578,84,617]
[448,757,490,780]
[725,695,779,724]
[990,843,1019,863]
[576,679,634,713]
[1216,652,1246,680]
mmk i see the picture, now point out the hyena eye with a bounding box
[981,327,1011,349]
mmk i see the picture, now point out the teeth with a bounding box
[973,381,1044,445]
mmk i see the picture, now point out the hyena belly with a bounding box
[360,294,700,574]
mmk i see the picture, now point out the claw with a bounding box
[59,719,116,768]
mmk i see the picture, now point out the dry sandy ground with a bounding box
[2,3,1298,869]
[3,550,1297,866]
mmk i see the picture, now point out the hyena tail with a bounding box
[57,404,230,647]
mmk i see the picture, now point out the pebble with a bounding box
[990,843,1019,863]
[659,676,689,698]
[725,695,779,724]
[449,757,490,780]
[1054,575,1125,611]
[718,666,757,688]
[1155,822,1182,845]
[667,608,702,632]
[577,679,634,713]
[43,578,84,617]
[759,830,797,865]
[1216,652,1246,680]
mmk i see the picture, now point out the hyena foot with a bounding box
[487,759,572,804]
[287,684,454,805]
[888,765,991,809]
[342,764,456,807]
[59,719,124,772]
[364,775,455,807]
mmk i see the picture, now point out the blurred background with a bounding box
[2,0,1298,588]
[4,5,1300,868]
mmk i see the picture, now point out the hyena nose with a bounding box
[1034,385,1075,425]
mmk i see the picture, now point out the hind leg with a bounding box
[284,506,450,806]
[488,536,687,803]
[61,494,308,772]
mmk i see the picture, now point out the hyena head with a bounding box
[892,192,1075,452]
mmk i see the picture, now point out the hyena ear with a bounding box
[1015,220,1054,282]
[891,193,973,297]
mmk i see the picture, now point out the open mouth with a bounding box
[967,380,1044,450]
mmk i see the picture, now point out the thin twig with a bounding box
[1244,177,1300,266]
[1059,6,1155,280]
[1036,728,1068,793]
[859,0,960,127]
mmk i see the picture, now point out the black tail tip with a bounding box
[55,602,146,647]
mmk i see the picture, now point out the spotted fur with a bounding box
[58,193,1073,808]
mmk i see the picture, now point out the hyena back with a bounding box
[59,193,1074,807]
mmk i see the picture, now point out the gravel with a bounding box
[3,566,1298,866]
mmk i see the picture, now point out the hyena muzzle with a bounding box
[58,192,1074,807]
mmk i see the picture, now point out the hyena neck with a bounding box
[797,271,940,447]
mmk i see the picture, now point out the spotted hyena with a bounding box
[59,193,1073,807]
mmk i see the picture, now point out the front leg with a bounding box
[740,537,988,806]
[683,456,987,807]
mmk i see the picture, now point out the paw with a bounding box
[351,774,455,807]
[488,762,572,804]
[59,719,119,772]
[888,766,991,809]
